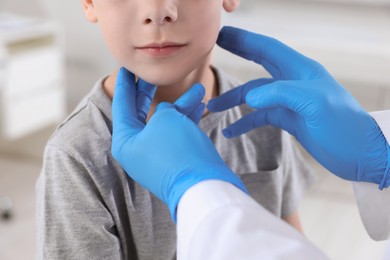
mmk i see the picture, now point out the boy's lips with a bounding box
[136,42,187,58]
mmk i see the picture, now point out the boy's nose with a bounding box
[142,1,178,25]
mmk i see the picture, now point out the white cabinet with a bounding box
[0,14,65,140]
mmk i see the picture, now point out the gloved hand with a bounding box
[111,67,248,221]
[208,26,390,188]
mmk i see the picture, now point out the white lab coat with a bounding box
[176,110,390,259]
[353,111,390,241]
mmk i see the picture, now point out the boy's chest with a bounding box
[206,124,282,174]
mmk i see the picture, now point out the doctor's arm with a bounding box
[177,180,327,259]
[111,68,328,259]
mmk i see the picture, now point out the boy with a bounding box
[37,0,314,259]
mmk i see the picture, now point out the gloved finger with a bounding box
[222,107,297,138]
[174,83,205,116]
[136,79,157,123]
[217,26,316,80]
[112,67,144,135]
[207,78,274,112]
[188,102,206,125]
[245,80,310,117]
[156,102,175,112]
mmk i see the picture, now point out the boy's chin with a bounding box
[136,70,190,87]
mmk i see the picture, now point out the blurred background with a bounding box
[0,0,390,259]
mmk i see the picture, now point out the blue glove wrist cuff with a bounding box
[378,144,390,190]
[168,167,249,223]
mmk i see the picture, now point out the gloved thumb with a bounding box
[156,102,175,112]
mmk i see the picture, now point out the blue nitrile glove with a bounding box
[208,26,390,188]
[111,67,248,221]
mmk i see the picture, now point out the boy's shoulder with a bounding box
[46,77,112,156]
[213,66,241,93]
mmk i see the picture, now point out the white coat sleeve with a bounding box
[176,180,328,260]
[353,110,390,241]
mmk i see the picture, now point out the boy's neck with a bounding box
[103,58,217,119]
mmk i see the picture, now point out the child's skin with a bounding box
[82,0,236,110]
[81,0,303,232]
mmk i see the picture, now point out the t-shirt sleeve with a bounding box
[280,131,315,217]
[36,144,121,259]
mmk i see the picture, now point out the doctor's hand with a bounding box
[208,26,389,188]
[111,68,247,221]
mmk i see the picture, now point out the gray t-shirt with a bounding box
[37,68,314,260]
